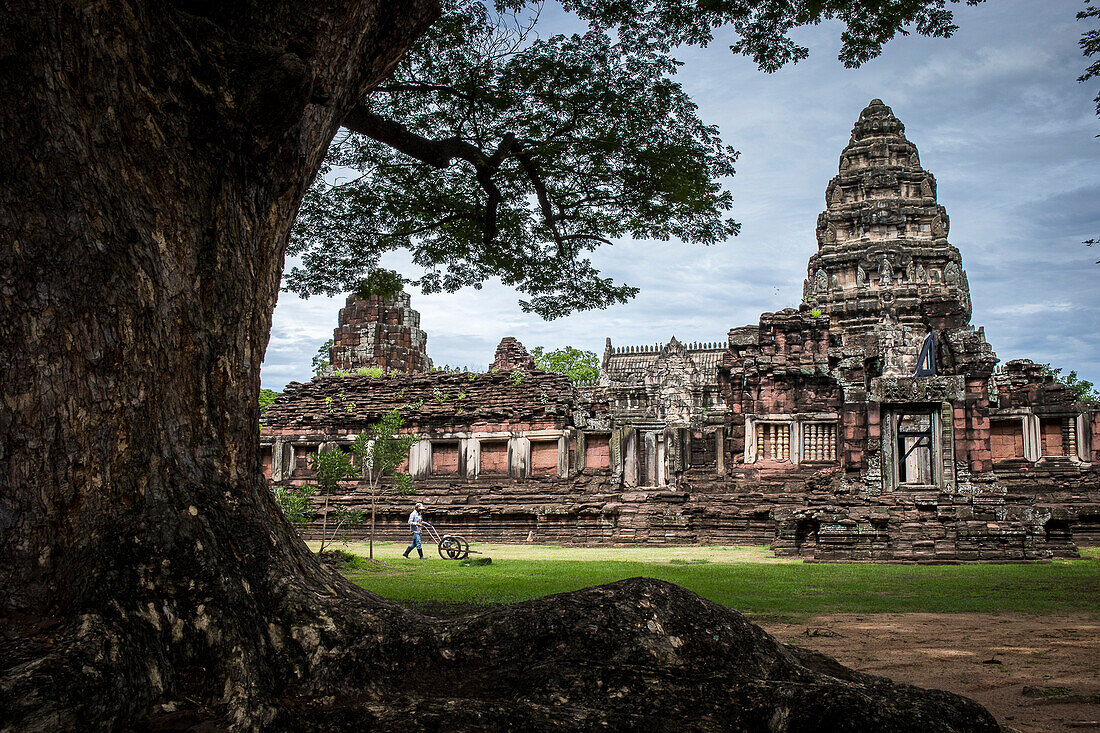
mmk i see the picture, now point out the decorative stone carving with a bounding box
[944,262,961,289]
[879,255,893,286]
[920,177,933,198]
[870,375,965,403]
[856,265,867,287]
[814,269,828,294]
[653,339,697,427]
[931,216,945,238]
[916,264,927,282]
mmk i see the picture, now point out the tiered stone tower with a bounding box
[328,291,430,373]
[804,99,972,338]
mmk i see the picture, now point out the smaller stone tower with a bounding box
[328,291,430,373]
[490,337,536,373]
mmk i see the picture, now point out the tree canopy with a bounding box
[288,0,986,319]
[533,344,600,382]
[1042,363,1099,402]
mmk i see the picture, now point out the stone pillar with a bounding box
[610,428,624,484]
[558,435,568,478]
[271,438,288,481]
[575,429,586,473]
[409,439,432,479]
[1022,414,1041,463]
[939,402,956,492]
[715,428,726,475]
[1073,413,1091,460]
[790,421,802,466]
[644,431,658,487]
[463,438,480,480]
[623,429,638,488]
[743,417,756,465]
[508,436,531,479]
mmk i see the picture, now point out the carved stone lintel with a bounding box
[870,375,965,403]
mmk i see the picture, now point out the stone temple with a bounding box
[262,100,1098,561]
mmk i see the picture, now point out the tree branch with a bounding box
[343,106,521,246]
[371,83,474,100]
[516,151,567,253]
[342,106,483,168]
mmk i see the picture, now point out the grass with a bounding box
[315,541,1100,621]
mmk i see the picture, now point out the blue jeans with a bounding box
[407,531,422,552]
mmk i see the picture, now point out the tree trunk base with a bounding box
[3,576,1000,731]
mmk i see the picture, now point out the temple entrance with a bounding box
[896,411,934,485]
[883,406,943,490]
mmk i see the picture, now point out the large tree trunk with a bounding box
[0,3,1000,730]
[0,1,435,726]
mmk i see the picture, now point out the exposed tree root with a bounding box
[2,572,1001,731]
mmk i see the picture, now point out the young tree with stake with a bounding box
[351,409,418,560]
[309,448,364,554]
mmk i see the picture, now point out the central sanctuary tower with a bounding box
[805,99,971,330]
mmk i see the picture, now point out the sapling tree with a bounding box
[271,484,317,535]
[309,448,364,553]
[351,409,418,560]
[312,338,334,377]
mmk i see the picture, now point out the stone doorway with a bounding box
[882,406,946,491]
[896,411,934,485]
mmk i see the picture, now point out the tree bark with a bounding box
[0,1,436,727]
[0,2,1001,730]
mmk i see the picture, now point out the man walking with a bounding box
[403,502,425,559]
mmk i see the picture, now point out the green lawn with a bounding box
[319,541,1100,620]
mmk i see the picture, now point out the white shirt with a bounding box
[408,509,422,530]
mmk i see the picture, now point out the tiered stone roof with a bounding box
[603,340,725,385]
[264,371,574,433]
[804,99,971,336]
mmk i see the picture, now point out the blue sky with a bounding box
[262,0,1100,391]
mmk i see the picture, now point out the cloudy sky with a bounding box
[262,0,1100,392]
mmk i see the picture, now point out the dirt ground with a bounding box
[758,613,1100,733]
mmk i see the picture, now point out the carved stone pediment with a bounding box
[870,375,965,403]
[649,338,700,426]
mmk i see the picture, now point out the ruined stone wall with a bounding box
[719,309,843,472]
[490,337,537,373]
